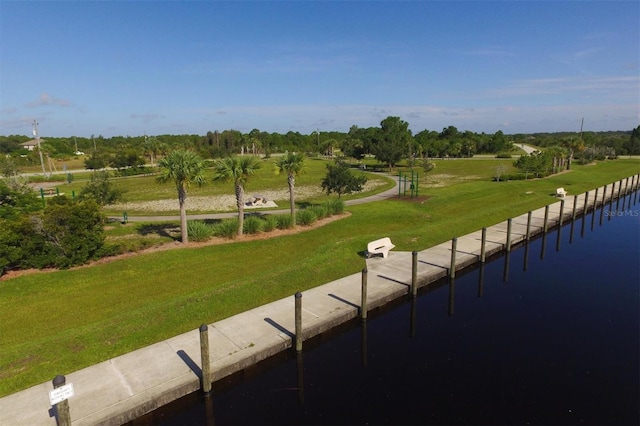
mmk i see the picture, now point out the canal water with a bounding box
[133,192,639,426]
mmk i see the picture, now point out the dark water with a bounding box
[135,192,640,426]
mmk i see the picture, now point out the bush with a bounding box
[296,209,317,226]
[262,215,278,232]
[324,198,345,215]
[309,205,329,220]
[243,216,263,234]
[187,220,214,242]
[214,219,239,239]
[276,214,294,230]
[495,152,513,158]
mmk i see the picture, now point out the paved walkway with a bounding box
[1,177,637,426]
[108,173,401,222]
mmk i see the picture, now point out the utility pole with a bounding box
[32,120,47,178]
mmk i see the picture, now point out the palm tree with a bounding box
[156,149,207,243]
[275,152,305,225]
[213,156,261,236]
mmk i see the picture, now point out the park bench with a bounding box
[556,187,567,198]
[367,237,395,258]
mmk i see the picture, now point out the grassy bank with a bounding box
[0,158,638,397]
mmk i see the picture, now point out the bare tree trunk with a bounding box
[289,174,296,225]
[178,187,188,243]
[235,184,244,236]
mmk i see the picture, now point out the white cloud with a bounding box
[25,93,71,108]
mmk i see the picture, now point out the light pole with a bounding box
[32,120,46,178]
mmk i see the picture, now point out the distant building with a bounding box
[21,139,45,151]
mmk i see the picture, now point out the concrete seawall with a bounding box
[1,175,638,425]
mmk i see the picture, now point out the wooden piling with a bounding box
[52,375,71,426]
[583,190,589,214]
[543,204,549,233]
[506,218,512,252]
[199,324,211,396]
[450,237,457,279]
[572,195,578,221]
[526,211,532,241]
[558,199,565,227]
[361,268,368,320]
[600,185,607,225]
[295,292,303,352]
[411,251,418,298]
[480,227,487,263]
[625,177,630,195]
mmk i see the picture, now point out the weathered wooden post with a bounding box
[571,195,578,222]
[199,324,211,396]
[295,292,303,352]
[583,190,589,215]
[609,181,616,220]
[449,237,457,279]
[611,181,616,202]
[506,218,512,253]
[558,199,565,227]
[361,268,368,321]
[618,179,622,199]
[480,227,487,263]
[52,375,72,426]
[411,251,418,298]
[543,204,549,233]
[624,177,630,195]
[593,188,599,210]
[600,185,607,225]
[635,175,639,204]
[526,211,532,241]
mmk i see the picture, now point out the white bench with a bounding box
[556,187,567,198]
[367,237,395,258]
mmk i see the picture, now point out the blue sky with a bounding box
[1,1,638,138]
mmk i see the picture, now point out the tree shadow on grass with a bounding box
[137,223,181,240]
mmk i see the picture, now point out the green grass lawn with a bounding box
[0,158,638,396]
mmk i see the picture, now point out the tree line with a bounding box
[2,120,638,174]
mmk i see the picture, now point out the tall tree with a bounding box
[625,125,640,155]
[156,149,207,243]
[275,152,305,225]
[371,116,412,169]
[213,156,261,236]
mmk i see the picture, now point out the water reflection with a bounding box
[141,189,639,426]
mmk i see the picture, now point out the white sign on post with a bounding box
[49,383,74,405]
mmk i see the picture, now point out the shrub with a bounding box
[276,214,294,230]
[243,216,263,234]
[262,215,278,232]
[309,205,329,220]
[187,220,214,242]
[324,198,345,215]
[214,219,239,239]
[296,209,317,226]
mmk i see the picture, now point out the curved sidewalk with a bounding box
[108,173,401,222]
[1,177,637,426]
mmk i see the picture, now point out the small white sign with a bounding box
[49,383,74,405]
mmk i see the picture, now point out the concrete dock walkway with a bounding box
[1,177,638,426]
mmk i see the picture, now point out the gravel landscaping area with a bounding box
[109,181,385,213]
